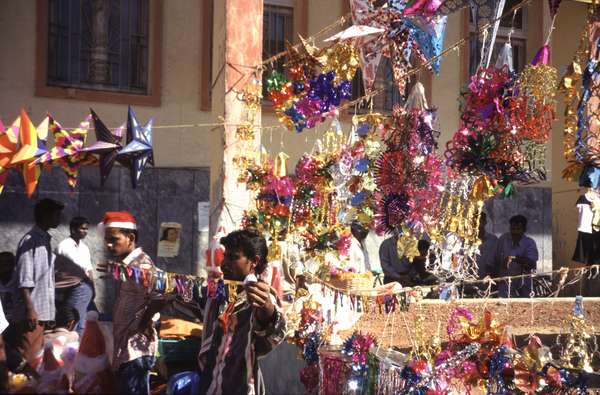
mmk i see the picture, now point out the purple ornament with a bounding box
[339,80,352,99]
[355,158,370,173]
[356,123,370,137]
[351,191,367,206]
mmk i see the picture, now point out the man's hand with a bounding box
[246,281,275,325]
[505,256,515,270]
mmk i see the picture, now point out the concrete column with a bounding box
[211,0,263,236]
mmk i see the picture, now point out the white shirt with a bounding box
[577,193,595,234]
[348,237,368,273]
[56,237,93,273]
[0,300,8,334]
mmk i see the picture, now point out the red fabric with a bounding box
[270,266,283,300]
[102,211,137,226]
[79,318,105,358]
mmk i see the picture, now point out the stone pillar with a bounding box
[211,0,263,236]
[89,0,111,84]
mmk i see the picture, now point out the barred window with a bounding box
[468,0,527,75]
[47,0,150,94]
[263,1,294,98]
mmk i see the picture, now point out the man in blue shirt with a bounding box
[379,232,413,285]
[494,215,539,298]
[10,198,63,369]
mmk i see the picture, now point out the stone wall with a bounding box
[0,165,209,314]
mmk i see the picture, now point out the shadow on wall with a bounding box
[0,165,210,315]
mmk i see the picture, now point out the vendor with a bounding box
[494,215,538,298]
[198,228,286,395]
[379,231,413,285]
[99,211,168,395]
[410,239,437,286]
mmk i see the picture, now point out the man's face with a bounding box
[48,209,62,229]
[71,223,89,240]
[221,248,256,281]
[510,222,525,239]
[104,228,135,259]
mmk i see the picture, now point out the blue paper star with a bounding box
[118,106,154,188]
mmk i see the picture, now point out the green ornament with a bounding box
[266,70,287,91]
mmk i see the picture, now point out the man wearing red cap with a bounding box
[100,211,165,395]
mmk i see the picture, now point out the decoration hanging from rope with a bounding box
[0,106,153,197]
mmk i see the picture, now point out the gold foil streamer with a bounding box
[316,42,360,82]
[519,64,559,104]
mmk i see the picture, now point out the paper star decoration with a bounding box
[34,115,96,188]
[349,0,449,93]
[118,106,154,188]
[0,118,20,194]
[10,110,49,197]
[84,109,125,186]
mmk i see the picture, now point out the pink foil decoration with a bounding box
[531,45,550,66]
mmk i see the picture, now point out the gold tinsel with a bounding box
[518,64,559,104]
[316,42,360,83]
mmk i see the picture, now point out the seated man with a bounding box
[410,240,437,286]
[495,215,539,298]
[379,232,413,286]
[198,229,286,395]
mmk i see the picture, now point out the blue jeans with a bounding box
[57,282,94,335]
[117,356,156,395]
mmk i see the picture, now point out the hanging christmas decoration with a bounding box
[34,115,96,188]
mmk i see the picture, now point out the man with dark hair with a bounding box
[55,216,94,335]
[410,239,437,286]
[379,230,413,285]
[495,214,539,297]
[99,211,166,395]
[198,228,287,395]
[11,198,63,369]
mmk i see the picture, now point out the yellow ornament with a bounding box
[274,151,290,177]
[316,42,360,83]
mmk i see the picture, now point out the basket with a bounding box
[327,272,374,293]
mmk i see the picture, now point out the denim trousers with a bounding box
[117,356,156,395]
[56,282,94,335]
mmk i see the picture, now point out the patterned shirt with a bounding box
[198,288,287,395]
[112,247,160,370]
[13,226,55,322]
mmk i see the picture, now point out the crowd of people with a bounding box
[0,198,288,394]
[0,196,542,393]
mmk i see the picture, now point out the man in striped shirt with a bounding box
[198,229,286,395]
[100,211,166,395]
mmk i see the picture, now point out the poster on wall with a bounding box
[157,222,182,257]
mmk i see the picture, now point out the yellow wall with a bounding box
[551,0,589,268]
[0,0,219,169]
[0,0,590,267]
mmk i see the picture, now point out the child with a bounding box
[198,229,286,395]
[99,211,165,395]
